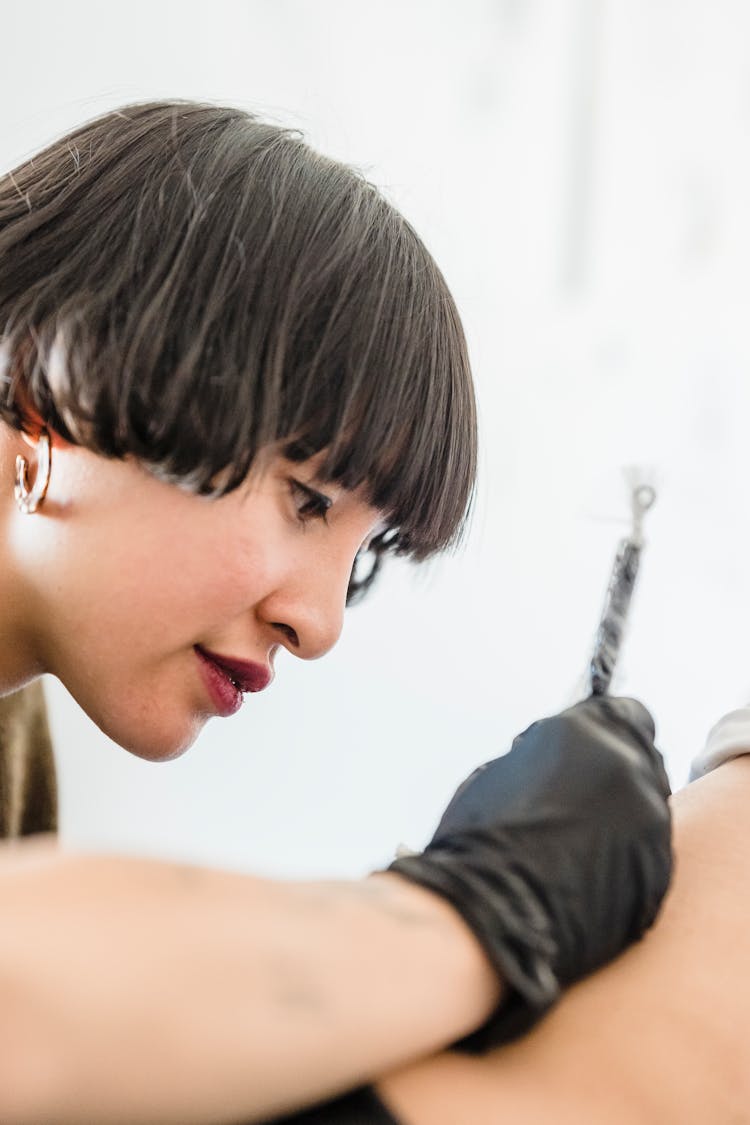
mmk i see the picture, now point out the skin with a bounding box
[0,421,388,760]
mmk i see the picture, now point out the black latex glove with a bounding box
[384,694,673,1051]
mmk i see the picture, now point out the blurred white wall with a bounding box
[3,0,750,878]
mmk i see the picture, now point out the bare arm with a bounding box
[375,759,750,1125]
[0,840,500,1125]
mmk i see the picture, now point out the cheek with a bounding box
[29,463,291,677]
[32,519,213,662]
[102,538,270,648]
[94,515,283,653]
[39,532,283,760]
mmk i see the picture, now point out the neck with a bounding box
[0,423,44,694]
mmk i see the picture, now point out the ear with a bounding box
[9,341,71,450]
[14,391,54,449]
[19,417,49,450]
[18,412,71,453]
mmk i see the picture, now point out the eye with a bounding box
[288,479,332,526]
[346,526,398,606]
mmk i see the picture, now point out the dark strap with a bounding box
[262,1084,400,1124]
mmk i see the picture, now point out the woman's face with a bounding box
[4,432,386,760]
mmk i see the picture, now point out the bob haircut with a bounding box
[0,99,477,602]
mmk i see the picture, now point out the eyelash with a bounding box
[289,479,332,526]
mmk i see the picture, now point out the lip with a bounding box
[194,646,272,718]
[196,645,272,693]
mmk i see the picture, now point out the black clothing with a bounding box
[264,1085,400,1125]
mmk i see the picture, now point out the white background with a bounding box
[3,1,750,879]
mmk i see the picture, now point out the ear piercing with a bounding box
[14,430,51,515]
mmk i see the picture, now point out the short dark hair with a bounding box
[0,99,477,602]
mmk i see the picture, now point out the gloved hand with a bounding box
[384,694,672,1051]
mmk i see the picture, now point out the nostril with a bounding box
[272,622,299,648]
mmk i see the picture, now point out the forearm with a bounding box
[0,840,500,1125]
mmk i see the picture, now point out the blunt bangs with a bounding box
[0,99,477,598]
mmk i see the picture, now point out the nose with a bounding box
[257,551,350,661]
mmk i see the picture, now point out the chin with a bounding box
[125,738,195,763]
[63,676,207,762]
[94,706,206,763]
[125,719,206,762]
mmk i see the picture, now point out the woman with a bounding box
[0,99,672,1123]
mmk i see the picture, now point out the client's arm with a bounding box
[0,842,498,1125]
[373,758,750,1125]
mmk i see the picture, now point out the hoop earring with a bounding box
[14,430,51,515]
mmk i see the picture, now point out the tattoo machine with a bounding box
[587,475,657,697]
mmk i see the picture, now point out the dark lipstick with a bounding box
[195,645,272,717]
